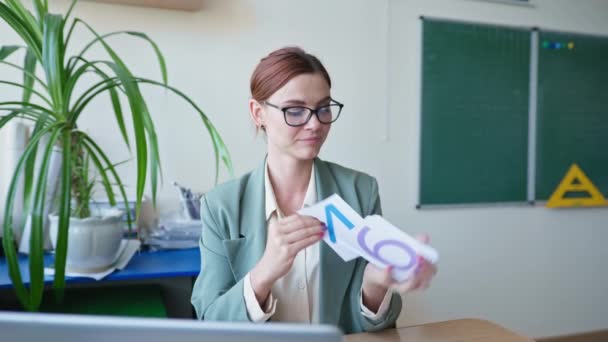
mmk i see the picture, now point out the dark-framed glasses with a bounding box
[264,99,344,127]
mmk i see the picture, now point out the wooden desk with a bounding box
[345,319,534,342]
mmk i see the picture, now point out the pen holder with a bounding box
[180,194,202,221]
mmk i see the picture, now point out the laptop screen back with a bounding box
[0,311,343,342]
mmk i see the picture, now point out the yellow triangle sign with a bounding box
[546,164,607,208]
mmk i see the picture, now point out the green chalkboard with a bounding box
[536,31,608,199]
[419,19,531,205]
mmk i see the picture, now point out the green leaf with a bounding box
[105,158,132,170]
[0,108,31,128]
[0,80,53,107]
[0,2,42,60]
[108,83,130,149]
[0,101,54,118]
[0,106,53,131]
[20,113,53,240]
[70,76,120,115]
[0,45,20,60]
[53,129,72,301]
[77,20,152,220]
[6,0,42,37]
[64,58,130,149]
[68,78,134,154]
[63,7,78,57]
[85,137,117,206]
[82,135,133,231]
[65,0,76,17]
[0,106,50,122]
[2,122,64,311]
[29,128,63,309]
[64,57,120,102]
[135,78,234,182]
[22,47,37,103]
[42,14,65,115]
[76,30,167,85]
[33,0,48,22]
[0,60,47,88]
[123,32,167,85]
[142,112,161,203]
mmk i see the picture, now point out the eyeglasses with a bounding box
[263,99,344,127]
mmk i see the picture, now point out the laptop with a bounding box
[0,311,343,342]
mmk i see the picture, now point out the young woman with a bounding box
[191,47,436,334]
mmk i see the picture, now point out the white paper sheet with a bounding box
[298,195,365,261]
[298,194,439,282]
[44,239,141,281]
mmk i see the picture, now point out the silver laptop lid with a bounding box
[0,311,343,342]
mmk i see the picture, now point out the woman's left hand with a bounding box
[362,234,438,310]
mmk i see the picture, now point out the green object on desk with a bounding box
[40,285,167,318]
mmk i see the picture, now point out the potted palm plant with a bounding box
[0,0,232,311]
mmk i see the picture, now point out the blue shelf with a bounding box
[0,248,200,289]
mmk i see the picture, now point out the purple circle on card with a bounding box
[357,226,417,271]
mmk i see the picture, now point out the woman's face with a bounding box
[252,72,332,162]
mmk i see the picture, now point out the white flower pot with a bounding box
[49,209,123,272]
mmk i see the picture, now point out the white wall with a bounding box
[1,0,607,338]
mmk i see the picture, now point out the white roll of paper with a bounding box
[18,133,62,253]
[0,121,29,240]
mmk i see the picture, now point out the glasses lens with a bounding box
[317,104,341,123]
[284,107,311,126]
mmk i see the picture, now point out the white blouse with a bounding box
[242,162,391,323]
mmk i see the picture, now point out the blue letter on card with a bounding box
[324,204,355,243]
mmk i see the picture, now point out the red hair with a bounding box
[250,47,331,101]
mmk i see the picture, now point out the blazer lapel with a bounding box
[315,158,358,325]
[222,158,268,281]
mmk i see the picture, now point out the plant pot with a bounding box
[49,209,124,273]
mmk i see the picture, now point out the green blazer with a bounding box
[191,158,402,334]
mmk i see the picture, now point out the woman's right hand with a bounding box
[249,214,325,305]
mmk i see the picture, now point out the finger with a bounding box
[279,214,320,226]
[413,264,433,282]
[422,266,437,281]
[391,279,414,295]
[392,269,431,294]
[284,224,325,243]
[280,216,323,234]
[416,233,430,244]
[412,268,436,289]
[385,265,397,286]
[418,262,437,278]
[410,277,422,291]
[282,219,324,237]
[414,257,426,275]
[365,263,394,289]
[289,232,323,255]
[278,214,302,225]
[376,265,395,287]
